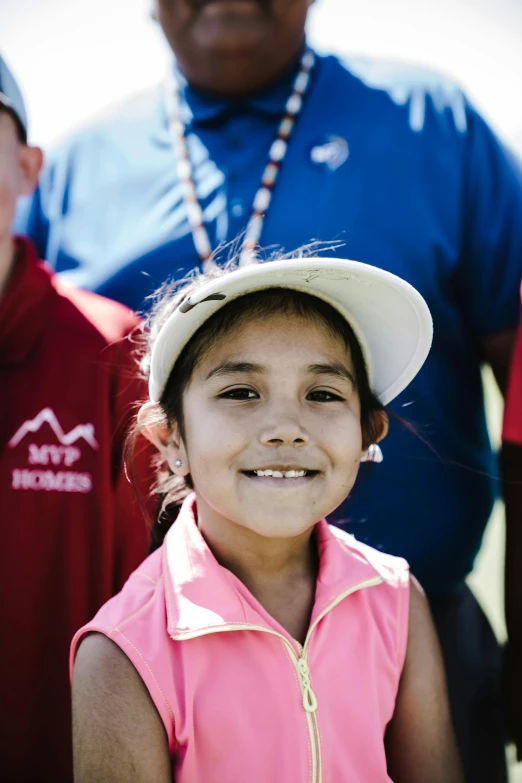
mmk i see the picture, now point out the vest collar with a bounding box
[164,494,387,639]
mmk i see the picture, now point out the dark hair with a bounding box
[131,282,386,553]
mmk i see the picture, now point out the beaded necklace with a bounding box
[165,49,315,268]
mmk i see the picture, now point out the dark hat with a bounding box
[0,55,28,141]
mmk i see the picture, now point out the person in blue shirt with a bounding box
[16,1,522,779]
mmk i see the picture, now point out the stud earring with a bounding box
[174,459,183,469]
[360,444,383,463]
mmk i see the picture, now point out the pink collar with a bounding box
[164,494,390,641]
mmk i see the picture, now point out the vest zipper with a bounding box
[171,574,383,783]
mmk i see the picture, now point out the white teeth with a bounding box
[252,469,308,478]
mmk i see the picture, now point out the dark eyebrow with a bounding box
[307,363,356,385]
[206,361,266,381]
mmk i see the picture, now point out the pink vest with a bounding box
[71,495,409,783]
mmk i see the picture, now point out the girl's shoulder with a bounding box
[70,548,167,670]
[105,547,166,625]
[327,523,410,587]
[70,546,178,752]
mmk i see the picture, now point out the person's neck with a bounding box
[178,39,305,100]
[0,234,16,302]
[198,512,318,591]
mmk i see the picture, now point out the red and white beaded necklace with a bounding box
[165,49,315,269]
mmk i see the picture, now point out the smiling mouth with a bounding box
[196,0,268,6]
[242,469,319,479]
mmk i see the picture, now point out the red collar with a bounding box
[0,237,55,365]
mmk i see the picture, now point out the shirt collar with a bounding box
[0,236,54,366]
[164,493,385,640]
[172,48,309,126]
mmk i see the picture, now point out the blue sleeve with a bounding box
[457,102,522,338]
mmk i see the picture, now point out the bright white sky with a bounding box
[1,0,522,149]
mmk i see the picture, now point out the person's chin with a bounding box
[197,0,268,15]
[246,518,317,539]
[193,2,270,47]
[243,503,321,536]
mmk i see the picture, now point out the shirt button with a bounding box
[231,198,244,218]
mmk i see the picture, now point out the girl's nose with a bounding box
[258,408,310,447]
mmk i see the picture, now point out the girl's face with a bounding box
[176,311,369,539]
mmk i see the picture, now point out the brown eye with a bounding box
[307,390,344,402]
[219,388,259,400]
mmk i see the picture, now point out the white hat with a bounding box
[149,258,433,405]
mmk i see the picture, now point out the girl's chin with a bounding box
[233,514,321,539]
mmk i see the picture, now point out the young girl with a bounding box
[71,256,463,783]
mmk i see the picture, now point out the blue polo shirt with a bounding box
[17,52,522,593]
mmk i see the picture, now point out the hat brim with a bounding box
[149,258,433,405]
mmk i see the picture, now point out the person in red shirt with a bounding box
[502,284,522,760]
[0,56,151,781]
[503,290,522,447]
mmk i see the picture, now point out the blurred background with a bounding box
[2,0,522,777]
[2,0,522,149]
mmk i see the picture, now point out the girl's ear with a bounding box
[137,401,190,476]
[165,421,190,477]
[18,144,43,196]
[361,409,389,452]
[374,410,389,443]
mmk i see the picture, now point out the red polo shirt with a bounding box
[0,238,152,781]
[504,285,522,445]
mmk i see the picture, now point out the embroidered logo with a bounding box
[310,136,349,171]
[8,408,98,494]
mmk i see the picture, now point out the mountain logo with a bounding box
[8,408,99,450]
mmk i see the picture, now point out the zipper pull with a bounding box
[297,657,318,713]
